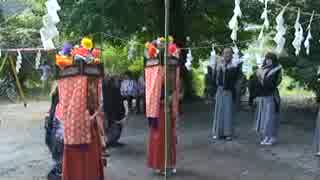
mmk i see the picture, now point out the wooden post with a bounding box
[164,0,171,177]
[8,55,27,107]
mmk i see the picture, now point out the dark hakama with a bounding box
[212,62,240,139]
[253,64,282,144]
[212,87,234,138]
[255,96,280,138]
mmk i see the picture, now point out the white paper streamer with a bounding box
[304,11,314,55]
[273,4,288,54]
[260,0,270,29]
[258,26,264,40]
[35,50,41,69]
[16,51,22,74]
[46,0,61,11]
[228,0,242,41]
[256,53,263,68]
[209,44,216,68]
[40,0,61,50]
[292,9,304,56]
[185,49,193,71]
[232,45,241,65]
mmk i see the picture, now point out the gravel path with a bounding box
[0,100,319,180]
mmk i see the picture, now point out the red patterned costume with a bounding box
[55,39,106,180]
[145,39,180,173]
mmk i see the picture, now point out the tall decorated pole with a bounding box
[164,0,171,177]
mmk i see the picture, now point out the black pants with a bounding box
[45,117,63,179]
[136,94,145,113]
[107,122,123,146]
[124,96,134,110]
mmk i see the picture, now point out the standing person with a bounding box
[121,72,136,112]
[255,52,282,146]
[103,75,128,147]
[204,66,217,104]
[57,39,106,180]
[145,38,180,175]
[212,47,241,141]
[136,72,145,114]
[46,82,64,180]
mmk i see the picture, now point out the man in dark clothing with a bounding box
[102,75,128,147]
[204,66,217,103]
[45,87,63,180]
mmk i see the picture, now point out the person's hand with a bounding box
[256,68,263,80]
[118,116,128,125]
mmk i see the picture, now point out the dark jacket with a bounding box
[249,65,282,111]
[216,63,241,100]
[259,66,282,97]
[102,78,126,126]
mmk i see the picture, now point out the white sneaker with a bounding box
[155,169,161,174]
[171,168,177,174]
[260,137,269,145]
[212,136,218,140]
[316,152,320,156]
[265,137,277,146]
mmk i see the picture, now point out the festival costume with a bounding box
[212,59,241,140]
[55,39,106,180]
[145,38,180,173]
[254,64,282,145]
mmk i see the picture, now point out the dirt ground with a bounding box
[0,99,320,180]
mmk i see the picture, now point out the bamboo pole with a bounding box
[8,55,27,107]
[0,53,8,75]
[164,0,171,177]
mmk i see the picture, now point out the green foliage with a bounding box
[191,67,205,97]
[2,0,320,99]
[101,42,144,78]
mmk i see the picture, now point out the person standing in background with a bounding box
[254,52,282,146]
[103,74,128,148]
[212,47,241,141]
[120,72,138,112]
[204,66,217,104]
[136,72,145,114]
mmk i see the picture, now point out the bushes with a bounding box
[101,43,144,78]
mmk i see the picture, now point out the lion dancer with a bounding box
[55,37,106,180]
[145,37,180,175]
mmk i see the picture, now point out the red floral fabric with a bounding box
[145,65,164,118]
[57,76,104,145]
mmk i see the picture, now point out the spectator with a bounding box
[120,72,138,112]
[136,72,145,114]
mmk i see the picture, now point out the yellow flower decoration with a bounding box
[145,42,150,48]
[169,36,174,42]
[159,37,165,42]
[81,37,93,49]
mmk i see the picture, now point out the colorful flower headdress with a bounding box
[55,37,102,69]
[145,36,180,59]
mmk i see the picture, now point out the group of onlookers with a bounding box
[205,48,282,146]
[120,71,145,114]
